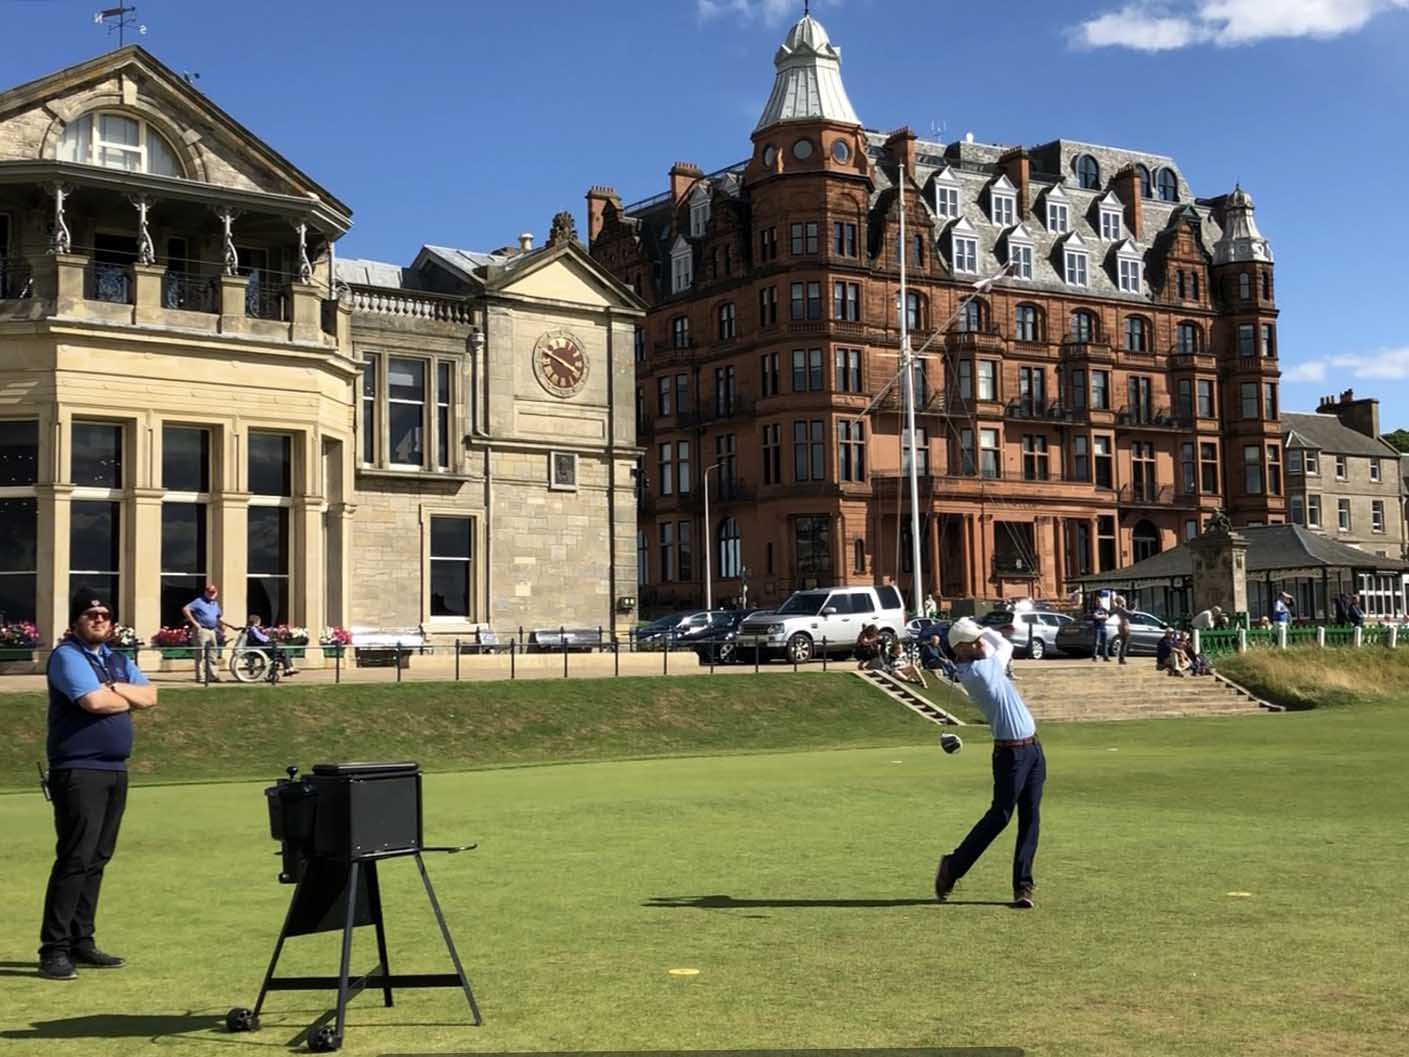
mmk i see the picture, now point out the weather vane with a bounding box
[93,6,146,48]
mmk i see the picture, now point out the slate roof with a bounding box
[1281,412,1401,459]
[1074,524,1407,585]
[334,257,409,288]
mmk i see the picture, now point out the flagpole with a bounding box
[899,164,923,619]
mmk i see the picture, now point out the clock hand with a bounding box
[544,350,577,373]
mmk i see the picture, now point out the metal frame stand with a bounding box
[228,851,480,1052]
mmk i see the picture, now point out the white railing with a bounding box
[345,285,474,324]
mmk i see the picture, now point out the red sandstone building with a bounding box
[587,12,1284,613]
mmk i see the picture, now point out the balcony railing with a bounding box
[711,477,755,504]
[85,261,133,305]
[245,271,290,322]
[344,285,474,323]
[700,394,755,424]
[162,270,219,314]
[1118,483,1200,508]
[0,260,33,299]
[1116,405,1190,430]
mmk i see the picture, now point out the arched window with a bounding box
[718,518,741,579]
[1124,316,1149,353]
[637,530,649,585]
[1075,154,1101,190]
[1015,304,1041,343]
[58,111,184,177]
[905,291,923,330]
[1156,168,1179,203]
[1177,322,1202,354]
[958,299,983,333]
[1136,164,1153,200]
[1069,309,1098,343]
[1238,272,1251,300]
[1132,520,1161,562]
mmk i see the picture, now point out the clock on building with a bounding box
[532,330,589,398]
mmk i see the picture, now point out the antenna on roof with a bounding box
[94,5,146,48]
[182,71,201,87]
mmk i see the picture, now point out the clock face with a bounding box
[533,330,589,398]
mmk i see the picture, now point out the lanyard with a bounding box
[70,642,115,685]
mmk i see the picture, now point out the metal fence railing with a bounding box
[1196,622,1404,660]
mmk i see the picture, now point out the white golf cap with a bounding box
[947,616,984,647]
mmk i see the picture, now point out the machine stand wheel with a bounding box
[308,1024,340,1052]
[225,1007,259,1033]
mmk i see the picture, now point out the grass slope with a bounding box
[1,704,1405,1057]
[0,674,940,790]
[1219,647,1409,710]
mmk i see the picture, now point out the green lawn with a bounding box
[2,678,1406,1057]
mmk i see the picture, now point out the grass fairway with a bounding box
[3,677,1407,1057]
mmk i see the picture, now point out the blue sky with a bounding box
[7,0,1408,430]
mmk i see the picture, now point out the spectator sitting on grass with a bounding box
[920,633,959,683]
[885,638,927,688]
[855,624,882,671]
[1156,629,1188,677]
[245,615,298,677]
[1177,631,1212,676]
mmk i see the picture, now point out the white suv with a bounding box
[737,584,907,663]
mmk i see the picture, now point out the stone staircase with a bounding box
[1009,659,1280,722]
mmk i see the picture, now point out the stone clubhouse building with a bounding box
[0,47,642,657]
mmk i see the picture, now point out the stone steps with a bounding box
[1008,658,1275,721]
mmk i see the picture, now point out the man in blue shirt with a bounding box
[934,617,1046,909]
[40,587,158,980]
[182,583,236,684]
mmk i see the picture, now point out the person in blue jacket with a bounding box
[39,587,158,980]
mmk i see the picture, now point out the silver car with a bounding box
[980,609,1073,660]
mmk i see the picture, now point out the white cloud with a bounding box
[1072,0,1408,51]
[698,0,840,27]
[1282,347,1409,385]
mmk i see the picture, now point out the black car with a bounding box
[694,609,771,664]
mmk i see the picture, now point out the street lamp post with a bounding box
[703,462,721,611]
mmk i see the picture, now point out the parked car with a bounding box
[979,608,1073,660]
[737,584,907,663]
[694,609,771,664]
[1055,609,1170,658]
[634,611,715,650]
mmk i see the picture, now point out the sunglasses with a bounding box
[81,609,112,622]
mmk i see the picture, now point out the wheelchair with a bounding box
[228,629,287,685]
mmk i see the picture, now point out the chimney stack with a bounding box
[585,185,621,247]
[1318,388,1381,439]
[669,162,703,206]
[884,127,917,178]
[1113,165,1143,241]
[518,233,534,253]
[998,147,1031,215]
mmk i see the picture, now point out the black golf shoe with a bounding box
[72,946,125,968]
[39,953,77,980]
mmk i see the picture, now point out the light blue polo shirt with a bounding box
[955,655,1037,742]
[187,596,221,629]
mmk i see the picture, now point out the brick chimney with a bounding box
[585,185,621,247]
[1319,389,1381,439]
[884,127,918,178]
[669,162,704,205]
[998,147,1030,214]
[1113,165,1143,241]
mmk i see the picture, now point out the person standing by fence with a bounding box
[182,584,237,685]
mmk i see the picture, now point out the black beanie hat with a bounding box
[69,586,114,625]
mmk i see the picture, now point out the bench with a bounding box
[349,627,426,669]
[526,627,602,653]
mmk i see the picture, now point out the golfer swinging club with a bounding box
[934,617,1045,909]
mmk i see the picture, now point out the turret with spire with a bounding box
[755,9,861,131]
[1213,185,1274,265]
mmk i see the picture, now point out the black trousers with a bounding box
[39,768,128,956]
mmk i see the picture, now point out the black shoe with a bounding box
[1013,886,1036,909]
[39,953,77,980]
[934,854,957,903]
[71,946,125,969]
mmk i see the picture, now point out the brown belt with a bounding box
[994,736,1039,748]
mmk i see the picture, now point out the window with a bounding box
[427,516,475,618]
[72,422,122,487]
[1239,273,1251,300]
[637,530,649,584]
[833,222,857,257]
[689,195,710,238]
[1047,198,1070,234]
[911,360,928,403]
[958,300,983,333]
[715,433,737,489]
[1018,366,1045,414]
[1184,519,1200,541]
[759,285,778,325]
[361,357,377,464]
[1070,368,1087,410]
[793,420,825,481]
[0,495,37,623]
[247,432,291,497]
[1240,383,1258,420]
[71,500,121,618]
[790,222,819,255]
[1124,316,1148,352]
[1072,435,1090,481]
[911,234,926,268]
[762,423,781,485]
[905,292,922,330]
[1176,379,1193,420]
[1307,494,1322,528]
[719,518,741,578]
[838,421,866,482]
[160,427,210,627]
[1136,164,1153,199]
[1009,240,1033,280]
[790,282,804,321]
[678,521,692,580]
[794,516,833,579]
[1021,436,1049,481]
[1290,496,1304,525]
[1156,168,1178,202]
[1335,455,1347,480]
[1262,382,1278,421]
[1127,376,1153,421]
[59,111,184,177]
[677,440,691,494]
[1070,310,1097,343]
[1288,449,1303,474]
[991,191,1016,227]
[833,281,860,321]
[934,182,960,219]
[1372,500,1385,533]
[958,428,975,475]
[1337,498,1351,532]
[1244,445,1263,495]
[387,358,426,467]
[958,361,973,400]
[1094,435,1113,488]
[1132,442,1157,500]
[760,227,777,261]
[714,366,737,416]
[1100,207,1122,240]
[766,541,775,574]
[1075,154,1101,190]
[676,373,690,414]
[802,282,822,320]
[1267,444,1282,497]
[977,360,997,402]
[1064,249,1088,287]
[761,352,779,397]
[979,429,1000,479]
[717,302,736,340]
[1177,322,1201,354]
[1091,370,1109,410]
[1238,324,1256,358]
[835,348,861,393]
[671,315,690,349]
[1200,442,1219,494]
[1015,305,1039,342]
[1118,256,1142,293]
[657,376,672,417]
[1197,379,1214,418]
[904,427,930,475]
[671,247,693,292]
[436,363,452,470]
[658,442,673,496]
[1261,325,1275,358]
[1306,451,1320,475]
[659,522,676,582]
[852,538,865,574]
[246,504,289,625]
[952,234,977,274]
[792,348,823,392]
[1370,457,1381,482]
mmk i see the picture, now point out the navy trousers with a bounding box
[948,742,1046,890]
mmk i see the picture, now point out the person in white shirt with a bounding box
[1190,605,1222,630]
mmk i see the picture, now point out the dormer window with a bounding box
[58,111,184,178]
[1075,154,1101,190]
[670,238,693,293]
[1046,187,1070,234]
[1115,241,1143,293]
[932,168,961,219]
[949,219,978,275]
[688,185,711,238]
[1006,224,1035,280]
[1063,234,1089,287]
[1156,168,1179,202]
[1099,196,1123,240]
[988,175,1016,227]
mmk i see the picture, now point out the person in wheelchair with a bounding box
[244,615,297,677]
